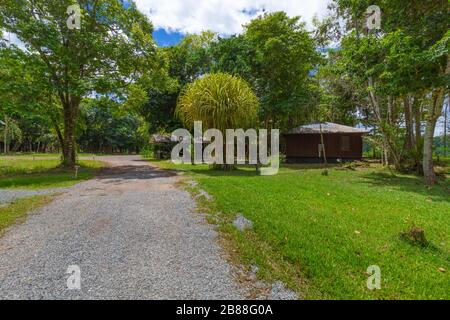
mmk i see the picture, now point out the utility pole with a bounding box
[319,122,328,165]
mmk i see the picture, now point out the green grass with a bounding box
[0,153,58,158]
[435,156,450,172]
[0,196,53,235]
[0,159,106,189]
[0,152,110,159]
[150,159,450,299]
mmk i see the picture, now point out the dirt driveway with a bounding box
[0,156,243,299]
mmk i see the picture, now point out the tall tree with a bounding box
[0,0,163,167]
[325,0,449,183]
[138,32,214,134]
[381,0,449,184]
[242,12,321,130]
[210,35,253,81]
[78,97,146,154]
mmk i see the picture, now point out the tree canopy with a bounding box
[0,0,166,166]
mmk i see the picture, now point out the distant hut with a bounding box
[150,134,173,159]
[284,122,369,163]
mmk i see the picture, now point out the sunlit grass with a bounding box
[0,159,106,189]
[0,196,53,235]
[150,159,450,299]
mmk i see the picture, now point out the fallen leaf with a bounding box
[438,268,446,273]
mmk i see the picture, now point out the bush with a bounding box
[140,145,154,159]
[141,143,175,160]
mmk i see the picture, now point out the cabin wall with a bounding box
[285,133,363,162]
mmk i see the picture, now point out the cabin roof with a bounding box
[150,134,172,144]
[287,122,369,135]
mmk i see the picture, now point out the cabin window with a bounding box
[341,136,350,152]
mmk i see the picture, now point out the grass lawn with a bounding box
[0,196,53,236]
[150,159,450,299]
[0,158,106,189]
[0,152,111,159]
[0,153,58,158]
[435,156,450,173]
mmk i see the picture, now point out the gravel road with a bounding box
[0,156,243,299]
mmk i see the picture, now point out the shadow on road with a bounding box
[97,165,178,183]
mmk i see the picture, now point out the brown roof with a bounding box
[287,122,369,135]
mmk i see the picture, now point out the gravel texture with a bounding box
[0,156,243,300]
[269,281,298,300]
[0,189,69,204]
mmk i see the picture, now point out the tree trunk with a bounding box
[444,94,448,157]
[62,96,80,168]
[423,57,450,185]
[414,98,422,150]
[413,97,423,173]
[264,114,270,130]
[367,80,401,169]
[423,90,446,185]
[423,118,437,185]
[383,145,389,166]
[387,96,394,125]
[50,113,64,149]
[3,115,8,154]
[404,95,415,152]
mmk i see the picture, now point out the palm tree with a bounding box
[176,72,259,169]
[176,73,258,132]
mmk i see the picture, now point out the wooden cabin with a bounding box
[285,122,368,163]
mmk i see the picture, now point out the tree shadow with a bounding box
[97,165,178,182]
[398,231,450,263]
[283,163,343,171]
[360,171,450,203]
[171,165,260,177]
[148,162,349,178]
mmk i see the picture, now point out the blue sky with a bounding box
[153,29,185,47]
[136,0,331,47]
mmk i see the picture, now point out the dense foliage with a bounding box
[0,0,166,167]
[1,2,448,184]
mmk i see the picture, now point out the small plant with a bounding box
[140,145,154,159]
[400,225,428,247]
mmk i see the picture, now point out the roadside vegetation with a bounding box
[0,158,106,189]
[150,159,450,299]
[0,152,111,159]
[0,196,53,236]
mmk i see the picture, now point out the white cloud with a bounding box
[1,32,27,50]
[134,0,331,35]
